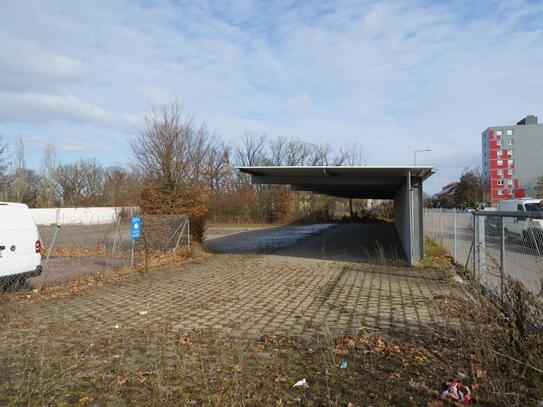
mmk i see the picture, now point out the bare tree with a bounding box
[36,144,58,207]
[131,103,213,187]
[342,142,368,166]
[269,136,288,166]
[308,143,332,166]
[283,139,312,166]
[103,166,141,207]
[206,138,228,191]
[56,158,105,206]
[235,131,268,167]
[0,134,7,200]
[11,137,28,202]
[333,142,367,166]
[130,102,213,243]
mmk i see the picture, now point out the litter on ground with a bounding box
[440,379,472,404]
[293,379,308,388]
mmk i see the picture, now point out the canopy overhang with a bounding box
[238,166,434,199]
[237,166,435,266]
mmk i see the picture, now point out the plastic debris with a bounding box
[440,379,472,404]
[340,361,348,369]
[138,310,149,315]
[456,370,467,380]
[293,379,308,388]
[113,324,120,329]
[408,378,420,389]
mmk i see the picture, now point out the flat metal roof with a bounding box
[238,166,434,179]
[237,166,434,199]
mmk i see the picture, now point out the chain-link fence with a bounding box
[0,213,190,291]
[424,208,543,301]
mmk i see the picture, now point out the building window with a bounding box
[508,149,513,155]
[506,129,513,136]
[497,160,503,166]
[508,159,514,166]
[496,130,503,136]
[508,179,513,185]
[497,169,503,176]
[497,140,502,146]
[497,150,503,156]
[509,190,514,195]
[506,139,513,146]
[498,189,503,195]
[508,169,513,175]
[497,179,504,185]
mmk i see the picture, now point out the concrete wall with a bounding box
[30,207,137,226]
[412,182,424,263]
[394,183,411,265]
[393,177,424,266]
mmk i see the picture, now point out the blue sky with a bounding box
[1,0,542,193]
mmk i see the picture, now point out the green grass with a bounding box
[418,236,452,269]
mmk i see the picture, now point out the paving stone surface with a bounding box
[1,223,462,344]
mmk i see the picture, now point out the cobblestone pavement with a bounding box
[1,223,463,344]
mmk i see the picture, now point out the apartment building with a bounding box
[482,115,543,204]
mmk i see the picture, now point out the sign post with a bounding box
[130,216,141,267]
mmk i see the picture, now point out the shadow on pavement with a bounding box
[205,221,406,265]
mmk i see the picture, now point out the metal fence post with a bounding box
[472,213,477,279]
[174,217,188,250]
[475,213,486,285]
[453,210,457,261]
[187,218,190,250]
[111,215,122,253]
[432,209,435,239]
[43,225,60,274]
[130,238,135,267]
[500,216,505,303]
[439,208,443,242]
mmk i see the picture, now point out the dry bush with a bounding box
[208,188,272,224]
[434,277,543,405]
[208,188,338,225]
[139,180,209,243]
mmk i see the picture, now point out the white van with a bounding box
[0,202,42,284]
[499,198,543,242]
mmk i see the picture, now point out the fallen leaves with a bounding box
[117,377,128,386]
[274,375,288,383]
[178,334,192,346]
[78,396,93,405]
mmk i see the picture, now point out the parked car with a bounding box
[0,202,42,286]
[499,198,543,247]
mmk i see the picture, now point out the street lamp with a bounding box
[413,149,431,166]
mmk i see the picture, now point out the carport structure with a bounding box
[238,166,434,266]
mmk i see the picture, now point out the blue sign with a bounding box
[131,216,141,240]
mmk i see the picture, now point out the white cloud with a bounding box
[0,0,542,193]
[0,91,112,124]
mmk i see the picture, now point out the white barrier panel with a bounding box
[30,207,138,225]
